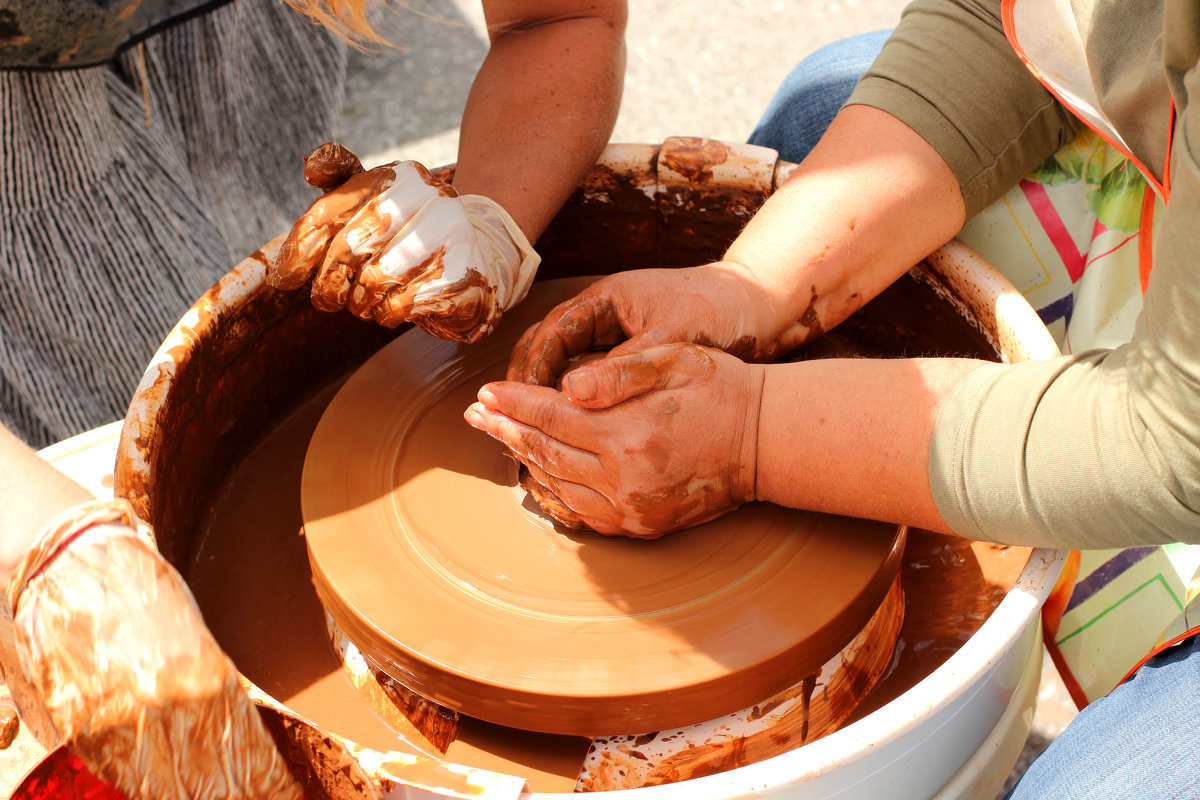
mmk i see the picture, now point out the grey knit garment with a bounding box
[0,0,346,447]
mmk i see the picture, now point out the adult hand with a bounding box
[269,142,540,343]
[7,501,300,800]
[467,343,765,538]
[506,262,793,388]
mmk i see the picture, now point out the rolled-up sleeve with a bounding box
[846,0,1082,216]
[928,60,1200,548]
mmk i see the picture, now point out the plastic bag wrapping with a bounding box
[8,500,302,800]
[270,143,540,344]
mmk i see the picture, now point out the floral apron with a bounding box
[951,0,1200,707]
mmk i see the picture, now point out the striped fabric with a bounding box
[0,0,346,447]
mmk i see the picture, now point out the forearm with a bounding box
[724,104,966,352]
[454,0,626,241]
[0,424,93,584]
[754,355,989,534]
[849,0,1080,216]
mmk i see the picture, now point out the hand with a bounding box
[7,502,300,800]
[506,262,792,388]
[467,344,765,538]
[269,142,540,343]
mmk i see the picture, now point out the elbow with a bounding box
[486,1,628,41]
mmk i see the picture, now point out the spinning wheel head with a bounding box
[302,277,904,736]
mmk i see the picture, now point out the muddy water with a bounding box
[186,376,1027,795]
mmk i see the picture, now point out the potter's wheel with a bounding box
[302,276,905,737]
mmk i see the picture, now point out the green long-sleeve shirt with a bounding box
[848,0,1200,548]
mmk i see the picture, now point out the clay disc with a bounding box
[302,276,904,737]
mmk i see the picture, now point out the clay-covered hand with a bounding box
[506,262,786,387]
[269,142,540,343]
[467,343,765,538]
[6,501,300,800]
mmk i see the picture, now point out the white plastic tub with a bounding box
[107,139,1065,799]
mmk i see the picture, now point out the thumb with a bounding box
[562,344,713,408]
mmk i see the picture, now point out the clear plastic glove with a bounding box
[269,142,540,343]
[7,501,301,800]
[467,343,765,538]
[506,263,789,388]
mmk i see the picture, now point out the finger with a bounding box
[310,225,368,312]
[472,382,609,451]
[303,142,364,192]
[407,280,492,341]
[516,292,627,386]
[317,181,415,316]
[517,459,630,536]
[605,325,679,359]
[269,219,339,291]
[560,344,716,408]
[517,464,590,529]
[507,322,542,382]
[464,397,601,469]
[270,167,392,292]
[345,166,468,323]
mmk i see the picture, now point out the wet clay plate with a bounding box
[302,277,904,737]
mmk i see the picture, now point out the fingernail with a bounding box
[566,370,596,401]
[464,404,485,429]
[478,387,498,406]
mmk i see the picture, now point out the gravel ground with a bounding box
[334,0,912,167]
[336,3,1079,796]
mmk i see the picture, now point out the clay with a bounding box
[113,141,1035,796]
[444,719,591,795]
[183,347,1027,794]
[302,277,905,737]
[269,167,397,292]
[847,532,1029,720]
[0,699,18,749]
[186,378,594,791]
[185,380,430,758]
[658,138,731,185]
[303,143,365,192]
[326,621,461,755]
[577,578,905,790]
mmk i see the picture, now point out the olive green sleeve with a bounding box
[928,71,1200,548]
[846,0,1082,217]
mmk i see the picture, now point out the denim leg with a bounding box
[1006,634,1200,799]
[748,29,891,163]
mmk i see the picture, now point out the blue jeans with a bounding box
[1005,634,1200,799]
[750,33,1200,799]
[748,29,890,163]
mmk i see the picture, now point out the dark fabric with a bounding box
[0,0,236,70]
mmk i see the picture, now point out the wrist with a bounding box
[708,260,796,360]
[459,194,541,312]
[743,363,767,504]
[7,500,140,614]
[752,365,793,507]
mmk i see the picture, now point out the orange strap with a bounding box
[1138,101,1176,294]
[1117,625,1200,688]
[1039,550,1091,709]
[1138,188,1156,295]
